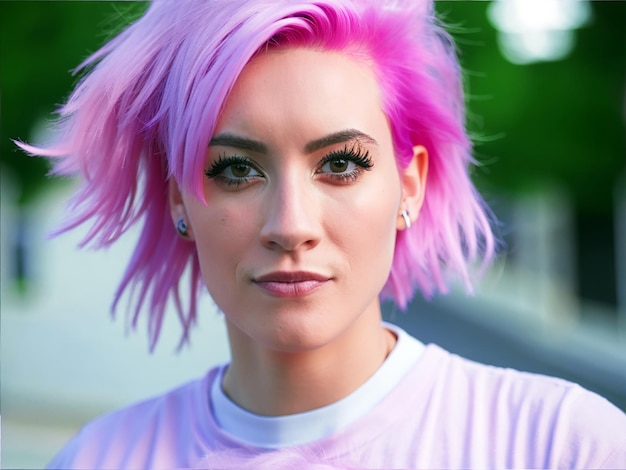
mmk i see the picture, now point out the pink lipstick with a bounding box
[253,271,331,298]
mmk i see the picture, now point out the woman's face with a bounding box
[173,48,426,352]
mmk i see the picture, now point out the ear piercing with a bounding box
[401,210,411,230]
[176,216,189,237]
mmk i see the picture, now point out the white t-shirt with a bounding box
[48,324,626,469]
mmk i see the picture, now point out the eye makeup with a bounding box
[204,142,375,188]
[316,144,374,184]
[204,155,263,187]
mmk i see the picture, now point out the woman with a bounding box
[18,0,626,468]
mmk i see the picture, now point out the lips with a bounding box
[253,271,331,297]
[254,271,330,283]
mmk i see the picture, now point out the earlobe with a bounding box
[397,145,428,230]
[168,177,194,241]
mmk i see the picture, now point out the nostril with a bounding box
[259,215,322,252]
[261,232,320,252]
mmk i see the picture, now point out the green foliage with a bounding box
[437,2,626,215]
[0,1,147,205]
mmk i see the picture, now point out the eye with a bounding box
[224,162,259,179]
[205,155,263,187]
[317,145,373,183]
[321,158,352,174]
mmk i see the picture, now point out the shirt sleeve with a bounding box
[554,384,626,469]
[46,430,83,470]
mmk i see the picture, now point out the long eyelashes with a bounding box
[317,145,373,182]
[205,155,256,178]
[204,145,375,187]
[321,145,373,169]
[204,155,262,187]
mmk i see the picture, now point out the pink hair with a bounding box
[17,0,495,350]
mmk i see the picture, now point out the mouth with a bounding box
[252,271,332,297]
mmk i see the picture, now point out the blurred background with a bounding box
[1,1,625,468]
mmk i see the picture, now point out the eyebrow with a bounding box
[208,134,268,153]
[304,129,378,153]
[209,129,378,154]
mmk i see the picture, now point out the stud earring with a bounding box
[176,216,189,237]
[401,210,411,230]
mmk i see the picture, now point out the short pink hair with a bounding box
[18,0,495,350]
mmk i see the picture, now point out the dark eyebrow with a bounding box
[208,128,378,154]
[209,134,268,153]
[304,129,378,153]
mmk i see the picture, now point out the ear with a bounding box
[397,145,428,230]
[168,177,195,241]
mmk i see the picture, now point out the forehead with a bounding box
[214,48,390,147]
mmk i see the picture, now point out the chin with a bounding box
[251,311,345,354]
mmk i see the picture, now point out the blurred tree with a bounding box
[0,1,146,205]
[437,1,625,307]
[435,1,625,216]
[1,1,146,292]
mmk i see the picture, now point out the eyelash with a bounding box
[204,155,261,187]
[204,145,374,187]
[317,145,373,183]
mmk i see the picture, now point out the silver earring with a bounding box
[401,210,411,230]
[176,216,189,237]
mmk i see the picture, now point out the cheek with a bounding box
[192,197,256,242]
[329,188,398,312]
[364,195,398,258]
[189,203,256,283]
[334,173,401,272]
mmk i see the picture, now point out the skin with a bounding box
[170,48,428,416]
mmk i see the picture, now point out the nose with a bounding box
[259,173,322,252]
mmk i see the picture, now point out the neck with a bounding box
[222,303,396,416]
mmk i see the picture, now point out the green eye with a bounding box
[327,158,349,173]
[229,163,254,178]
[321,158,353,174]
[205,155,263,188]
[316,145,374,183]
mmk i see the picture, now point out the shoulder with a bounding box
[553,382,626,468]
[420,342,613,407]
[413,344,626,468]
[47,367,221,470]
